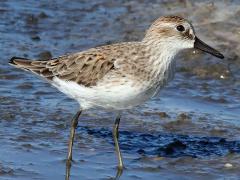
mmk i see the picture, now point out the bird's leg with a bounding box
[113,113,124,171]
[65,110,82,180]
[66,110,82,165]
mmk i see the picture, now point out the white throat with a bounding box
[144,39,180,82]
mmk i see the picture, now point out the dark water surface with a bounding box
[0,0,240,179]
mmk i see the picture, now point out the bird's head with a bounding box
[144,16,224,59]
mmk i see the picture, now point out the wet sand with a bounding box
[0,0,240,179]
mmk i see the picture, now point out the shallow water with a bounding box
[0,0,240,179]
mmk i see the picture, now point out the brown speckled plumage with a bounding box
[9,15,223,110]
[159,16,185,23]
[9,16,191,89]
[10,42,150,87]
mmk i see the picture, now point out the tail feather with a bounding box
[9,57,33,68]
[9,57,54,80]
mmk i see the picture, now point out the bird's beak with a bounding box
[194,37,224,59]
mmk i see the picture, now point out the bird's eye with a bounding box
[176,25,185,32]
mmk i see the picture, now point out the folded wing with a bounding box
[9,50,115,87]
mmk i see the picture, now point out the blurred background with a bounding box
[0,0,240,179]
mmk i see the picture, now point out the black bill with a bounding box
[194,37,224,59]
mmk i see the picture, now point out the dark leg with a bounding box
[67,110,82,162]
[66,110,82,180]
[113,113,124,171]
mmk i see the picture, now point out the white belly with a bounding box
[52,77,155,110]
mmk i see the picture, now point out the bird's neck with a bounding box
[143,39,179,81]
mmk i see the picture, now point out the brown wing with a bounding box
[9,50,115,87]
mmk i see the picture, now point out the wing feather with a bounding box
[9,42,145,87]
[10,50,115,87]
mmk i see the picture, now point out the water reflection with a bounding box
[65,160,123,180]
[65,161,71,180]
[78,126,240,158]
[114,168,123,180]
[64,126,240,179]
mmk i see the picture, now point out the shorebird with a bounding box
[9,15,224,172]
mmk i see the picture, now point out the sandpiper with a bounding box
[9,15,224,172]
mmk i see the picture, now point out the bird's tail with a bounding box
[9,57,54,79]
[9,57,34,71]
